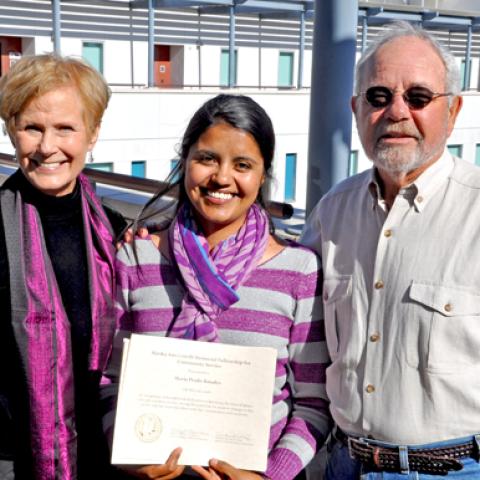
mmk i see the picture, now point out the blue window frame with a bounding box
[284,153,297,201]
[278,52,294,87]
[131,161,146,178]
[475,144,480,166]
[220,49,237,86]
[461,59,472,90]
[88,162,113,172]
[170,158,180,182]
[447,144,463,158]
[349,150,358,176]
[82,42,103,73]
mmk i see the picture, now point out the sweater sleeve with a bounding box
[265,249,332,480]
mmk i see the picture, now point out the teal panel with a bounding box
[278,52,293,87]
[220,49,237,86]
[83,42,103,73]
[461,59,472,90]
[284,153,297,201]
[348,150,358,176]
[131,161,146,178]
[89,162,113,172]
[447,144,463,158]
[476,145,480,166]
[170,158,180,182]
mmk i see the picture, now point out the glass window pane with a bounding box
[447,144,463,158]
[170,158,180,182]
[89,162,113,172]
[83,42,103,73]
[349,150,358,176]
[284,153,297,201]
[278,52,293,87]
[220,49,237,86]
[461,59,472,90]
[131,161,146,178]
[475,145,480,166]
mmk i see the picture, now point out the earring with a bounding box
[88,151,94,163]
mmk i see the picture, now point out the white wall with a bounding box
[183,45,199,86]
[200,46,221,86]
[261,49,280,87]
[237,47,260,87]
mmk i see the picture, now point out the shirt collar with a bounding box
[408,149,454,212]
[368,169,387,211]
[367,149,454,212]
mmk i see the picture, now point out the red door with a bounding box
[154,45,171,87]
[0,36,22,77]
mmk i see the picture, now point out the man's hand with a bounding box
[120,447,185,479]
[191,459,266,480]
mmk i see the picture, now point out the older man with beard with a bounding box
[301,21,480,480]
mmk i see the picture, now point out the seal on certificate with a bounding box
[135,413,163,443]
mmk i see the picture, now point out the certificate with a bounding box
[111,334,277,472]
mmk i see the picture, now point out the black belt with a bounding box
[335,428,480,475]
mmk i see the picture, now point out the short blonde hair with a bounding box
[0,53,111,137]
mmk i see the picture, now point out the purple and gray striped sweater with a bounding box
[107,238,331,480]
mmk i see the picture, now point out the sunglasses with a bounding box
[360,86,452,110]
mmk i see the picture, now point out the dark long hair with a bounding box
[135,94,275,231]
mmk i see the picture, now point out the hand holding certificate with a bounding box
[112,334,277,473]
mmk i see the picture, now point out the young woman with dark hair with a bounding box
[104,94,330,480]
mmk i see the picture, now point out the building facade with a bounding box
[1,0,480,209]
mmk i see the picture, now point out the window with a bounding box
[220,49,237,86]
[170,158,180,182]
[131,161,146,178]
[88,162,113,172]
[83,42,103,73]
[476,144,480,166]
[349,150,358,176]
[461,59,472,90]
[278,52,294,87]
[284,153,297,201]
[447,144,463,158]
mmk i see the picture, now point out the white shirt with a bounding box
[301,151,480,444]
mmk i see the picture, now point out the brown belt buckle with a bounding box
[347,437,372,461]
[346,436,357,461]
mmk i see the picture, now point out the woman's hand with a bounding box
[120,447,185,479]
[116,226,149,249]
[191,459,265,480]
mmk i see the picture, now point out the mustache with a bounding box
[375,124,422,141]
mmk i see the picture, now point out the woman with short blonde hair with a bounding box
[0,54,124,479]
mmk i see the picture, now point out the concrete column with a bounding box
[305,0,359,215]
[361,15,368,53]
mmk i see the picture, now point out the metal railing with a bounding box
[0,153,293,219]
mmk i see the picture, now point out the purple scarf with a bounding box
[1,172,116,479]
[168,203,269,341]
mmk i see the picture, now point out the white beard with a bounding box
[373,143,426,174]
[371,124,447,177]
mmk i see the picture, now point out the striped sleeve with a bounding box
[265,248,332,480]
[100,244,135,443]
